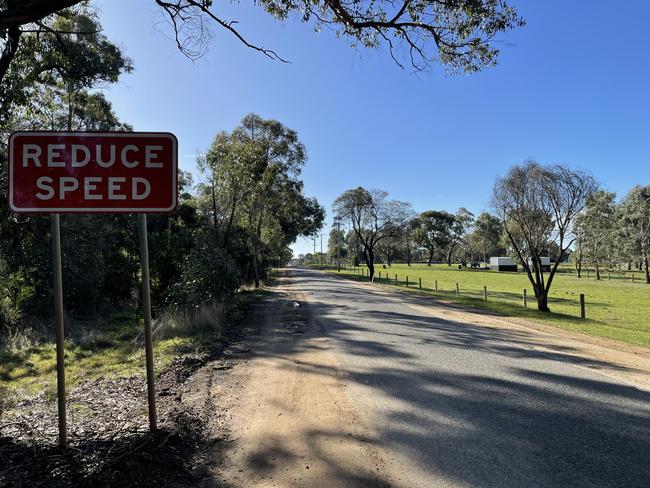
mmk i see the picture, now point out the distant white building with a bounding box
[490,257,518,272]
[527,256,551,272]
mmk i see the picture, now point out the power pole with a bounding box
[336,220,341,272]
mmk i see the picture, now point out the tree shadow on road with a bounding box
[253,269,650,487]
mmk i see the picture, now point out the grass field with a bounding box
[0,287,267,405]
[327,263,650,347]
[0,312,191,405]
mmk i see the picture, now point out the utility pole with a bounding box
[336,220,341,272]
[320,233,323,266]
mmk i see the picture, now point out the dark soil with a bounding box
[0,298,264,488]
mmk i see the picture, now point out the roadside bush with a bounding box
[0,262,35,346]
[166,237,243,313]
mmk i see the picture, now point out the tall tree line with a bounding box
[0,6,324,344]
[332,162,650,312]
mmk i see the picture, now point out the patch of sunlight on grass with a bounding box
[0,321,192,402]
[1,285,270,404]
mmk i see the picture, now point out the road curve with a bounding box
[213,268,650,488]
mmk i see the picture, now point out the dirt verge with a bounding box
[0,293,268,488]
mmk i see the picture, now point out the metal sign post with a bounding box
[51,213,67,448]
[8,131,177,445]
[138,214,157,431]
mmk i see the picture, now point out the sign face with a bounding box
[8,132,178,213]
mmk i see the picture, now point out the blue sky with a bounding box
[95,0,650,255]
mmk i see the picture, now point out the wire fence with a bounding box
[339,265,589,319]
[319,261,650,285]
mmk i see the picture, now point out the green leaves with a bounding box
[1,5,132,130]
[201,114,325,282]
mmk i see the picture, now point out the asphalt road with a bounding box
[215,268,650,487]
[297,268,650,487]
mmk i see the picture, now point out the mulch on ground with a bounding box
[0,324,250,487]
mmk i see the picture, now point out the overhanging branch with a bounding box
[155,0,289,62]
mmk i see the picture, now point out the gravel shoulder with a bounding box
[196,268,650,488]
[194,273,397,488]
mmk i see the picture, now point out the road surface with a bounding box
[207,268,650,488]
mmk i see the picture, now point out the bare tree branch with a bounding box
[154,0,289,62]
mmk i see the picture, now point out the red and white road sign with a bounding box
[7,132,178,213]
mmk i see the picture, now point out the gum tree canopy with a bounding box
[333,187,408,281]
[1,0,524,83]
[491,161,598,312]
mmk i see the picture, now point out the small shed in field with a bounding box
[528,256,551,272]
[490,257,518,272]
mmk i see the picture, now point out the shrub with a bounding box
[166,238,243,312]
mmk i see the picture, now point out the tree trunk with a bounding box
[251,224,260,288]
[251,206,264,288]
[252,252,260,288]
[595,263,601,280]
[537,293,550,312]
[0,26,22,85]
[645,252,650,284]
[576,259,582,278]
[534,286,550,312]
[223,194,238,251]
[211,179,219,246]
[366,248,375,281]
[427,249,434,266]
[447,241,459,266]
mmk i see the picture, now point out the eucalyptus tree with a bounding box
[1,5,132,129]
[574,190,617,280]
[376,235,400,267]
[468,212,503,263]
[375,201,415,266]
[619,185,650,284]
[397,203,417,266]
[412,210,456,266]
[202,114,324,287]
[492,161,597,312]
[327,225,348,263]
[446,207,474,265]
[572,223,586,278]
[345,229,363,266]
[1,0,524,84]
[0,6,135,325]
[333,188,407,280]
